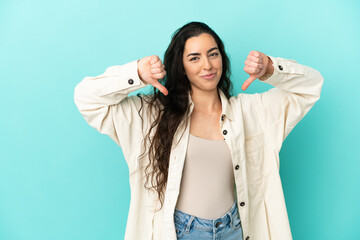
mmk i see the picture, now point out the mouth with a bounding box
[201,73,216,79]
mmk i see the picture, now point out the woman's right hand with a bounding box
[137,55,168,96]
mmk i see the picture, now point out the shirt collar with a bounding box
[187,88,234,121]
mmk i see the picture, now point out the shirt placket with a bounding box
[221,113,250,240]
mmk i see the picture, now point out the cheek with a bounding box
[183,62,191,74]
[184,64,199,75]
[217,58,223,68]
[217,62,223,75]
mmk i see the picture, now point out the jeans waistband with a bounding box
[174,199,238,230]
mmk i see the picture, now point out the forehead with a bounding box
[183,33,218,53]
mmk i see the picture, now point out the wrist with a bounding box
[137,60,145,84]
[265,56,274,75]
[259,56,274,81]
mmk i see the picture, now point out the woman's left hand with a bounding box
[242,51,273,91]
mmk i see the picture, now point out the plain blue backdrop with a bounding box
[1,0,359,239]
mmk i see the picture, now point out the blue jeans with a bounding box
[174,199,243,240]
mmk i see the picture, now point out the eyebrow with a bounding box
[186,47,219,57]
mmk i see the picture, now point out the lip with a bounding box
[201,73,216,79]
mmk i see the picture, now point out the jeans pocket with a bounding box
[174,213,186,238]
[175,222,185,238]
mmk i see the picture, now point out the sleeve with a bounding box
[240,56,324,153]
[73,60,150,172]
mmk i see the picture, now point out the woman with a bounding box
[74,21,323,240]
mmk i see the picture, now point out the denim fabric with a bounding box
[174,200,243,240]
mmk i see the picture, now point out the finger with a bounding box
[248,55,261,63]
[150,56,159,64]
[250,51,260,57]
[244,65,261,75]
[152,71,166,79]
[150,61,162,68]
[150,67,164,74]
[241,75,257,91]
[245,59,263,69]
[152,81,169,96]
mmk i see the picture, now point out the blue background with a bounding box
[1,0,359,239]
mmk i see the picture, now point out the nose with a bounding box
[203,57,213,70]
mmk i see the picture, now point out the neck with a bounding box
[190,88,222,113]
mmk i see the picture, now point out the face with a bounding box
[182,33,223,94]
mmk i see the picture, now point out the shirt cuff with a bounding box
[260,55,305,86]
[98,59,149,96]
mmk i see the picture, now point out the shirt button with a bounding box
[235,165,239,170]
[246,237,250,240]
[128,79,134,84]
[240,202,245,207]
[221,115,224,121]
[278,65,283,71]
[222,129,227,135]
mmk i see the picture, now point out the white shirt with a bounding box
[74,55,324,240]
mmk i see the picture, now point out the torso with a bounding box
[175,107,236,219]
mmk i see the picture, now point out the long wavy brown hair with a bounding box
[136,21,234,212]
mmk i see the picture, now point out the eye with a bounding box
[190,57,198,61]
[210,52,219,57]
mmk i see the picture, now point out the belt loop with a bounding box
[185,215,195,233]
[227,211,233,229]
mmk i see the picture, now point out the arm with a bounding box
[74,60,150,171]
[240,56,324,152]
